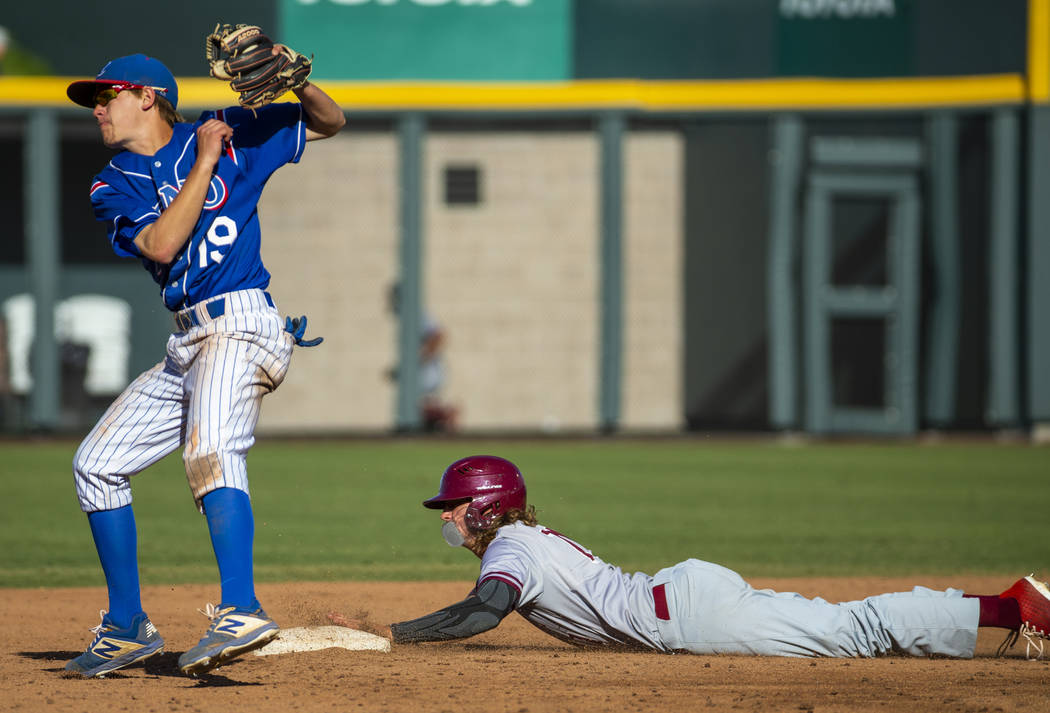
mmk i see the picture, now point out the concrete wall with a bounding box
[621,133,683,430]
[257,128,683,433]
[426,131,598,431]
[260,132,399,432]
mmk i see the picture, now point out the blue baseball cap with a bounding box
[67,54,178,109]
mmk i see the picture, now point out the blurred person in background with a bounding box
[420,315,458,432]
[387,284,459,432]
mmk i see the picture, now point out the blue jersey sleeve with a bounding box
[208,103,307,184]
[89,178,159,259]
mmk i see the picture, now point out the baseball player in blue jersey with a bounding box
[63,50,344,678]
[333,456,1050,661]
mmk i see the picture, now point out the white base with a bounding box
[254,626,391,656]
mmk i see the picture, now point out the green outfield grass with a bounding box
[0,438,1046,588]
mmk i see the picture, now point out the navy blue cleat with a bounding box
[178,603,279,675]
[65,610,164,678]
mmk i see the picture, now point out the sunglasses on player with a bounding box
[92,83,166,107]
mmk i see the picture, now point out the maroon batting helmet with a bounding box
[424,455,527,532]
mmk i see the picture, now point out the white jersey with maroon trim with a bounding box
[478,522,668,651]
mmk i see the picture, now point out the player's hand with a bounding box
[326,611,359,628]
[195,119,234,169]
[326,611,392,640]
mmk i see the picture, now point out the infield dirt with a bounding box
[3,576,1047,712]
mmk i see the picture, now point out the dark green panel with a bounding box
[1,1,275,76]
[575,0,1025,81]
[953,117,993,427]
[683,121,771,430]
[777,0,914,77]
[914,0,1026,76]
[575,0,777,80]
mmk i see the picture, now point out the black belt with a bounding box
[174,292,274,331]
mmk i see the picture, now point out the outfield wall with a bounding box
[257,129,682,432]
[1,0,1048,435]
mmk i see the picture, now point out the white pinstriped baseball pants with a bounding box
[74,289,294,513]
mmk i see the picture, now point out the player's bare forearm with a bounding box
[294,83,345,141]
[134,120,231,263]
[133,161,213,263]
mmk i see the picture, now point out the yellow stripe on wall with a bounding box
[634,76,1025,111]
[0,74,1027,112]
[1030,0,1050,102]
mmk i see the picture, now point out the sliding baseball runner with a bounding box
[350,456,1050,661]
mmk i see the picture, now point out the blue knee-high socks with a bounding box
[201,487,258,610]
[87,505,143,629]
[87,489,257,628]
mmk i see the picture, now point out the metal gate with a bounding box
[802,139,921,434]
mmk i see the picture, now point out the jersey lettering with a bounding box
[203,175,229,211]
[158,176,228,211]
[198,216,239,267]
[540,528,595,560]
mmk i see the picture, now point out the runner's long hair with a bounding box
[471,505,538,555]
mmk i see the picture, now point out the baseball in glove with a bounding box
[205,23,313,110]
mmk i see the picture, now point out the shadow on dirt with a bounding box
[19,650,264,686]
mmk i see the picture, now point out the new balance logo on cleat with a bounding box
[212,609,270,638]
[91,638,132,659]
[65,611,165,678]
[215,613,270,636]
[215,617,247,636]
[178,603,279,676]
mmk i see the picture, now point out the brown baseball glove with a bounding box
[205,23,313,110]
